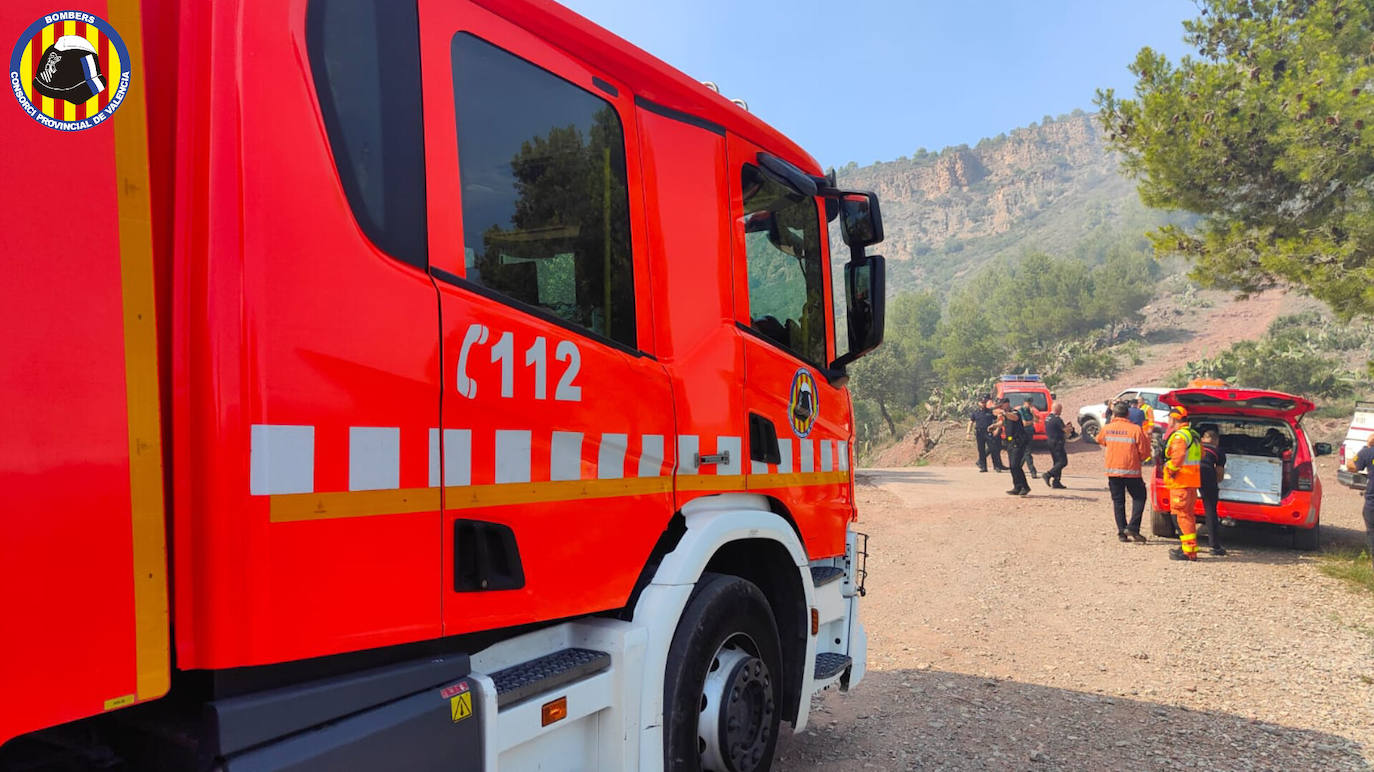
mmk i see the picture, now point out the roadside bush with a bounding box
[1066,350,1121,379]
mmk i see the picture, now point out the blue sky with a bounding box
[559,0,1198,168]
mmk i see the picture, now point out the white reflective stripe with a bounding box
[550,431,583,481]
[250,424,314,495]
[838,441,850,471]
[677,434,700,475]
[598,433,628,479]
[751,459,769,474]
[1105,468,1142,476]
[1105,435,1136,443]
[820,440,834,472]
[639,434,665,477]
[799,439,815,473]
[777,438,793,474]
[716,436,742,475]
[349,427,400,491]
[428,428,473,487]
[495,430,532,483]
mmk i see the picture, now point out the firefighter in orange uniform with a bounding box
[1164,406,1203,561]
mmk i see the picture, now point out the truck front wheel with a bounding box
[1079,418,1100,443]
[663,572,782,772]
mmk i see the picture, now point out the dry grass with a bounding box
[1319,549,1374,596]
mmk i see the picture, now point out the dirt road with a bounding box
[776,444,1374,770]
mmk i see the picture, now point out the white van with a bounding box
[1336,400,1374,489]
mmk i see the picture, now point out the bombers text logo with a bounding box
[787,368,818,438]
[10,11,131,131]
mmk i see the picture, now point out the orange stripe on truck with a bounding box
[107,0,170,705]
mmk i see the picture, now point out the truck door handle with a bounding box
[696,451,731,466]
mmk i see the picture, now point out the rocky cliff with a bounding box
[834,112,1173,292]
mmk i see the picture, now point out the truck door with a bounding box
[727,134,854,559]
[420,1,676,635]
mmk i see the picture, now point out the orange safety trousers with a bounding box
[1171,488,1199,559]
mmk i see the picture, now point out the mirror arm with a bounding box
[819,365,849,388]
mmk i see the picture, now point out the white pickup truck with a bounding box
[1076,387,1170,442]
[1336,400,1374,489]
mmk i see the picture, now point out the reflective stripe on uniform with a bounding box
[1105,468,1142,476]
[1104,435,1136,443]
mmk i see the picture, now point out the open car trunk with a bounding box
[1190,415,1297,504]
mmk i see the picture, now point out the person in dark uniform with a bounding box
[1042,402,1069,489]
[1199,428,1227,556]
[996,408,1031,496]
[1347,434,1374,571]
[966,396,999,472]
[986,398,1011,472]
[1017,396,1040,479]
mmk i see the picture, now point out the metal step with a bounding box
[810,566,845,588]
[814,652,852,681]
[489,647,610,709]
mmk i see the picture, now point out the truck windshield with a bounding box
[1007,391,1048,411]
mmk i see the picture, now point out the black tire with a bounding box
[1080,418,1100,443]
[1293,522,1320,551]
[664,572,783,772]
[1151,508,1176,538]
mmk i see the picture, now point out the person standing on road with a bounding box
[986,398,1012,472]
[1346,433,1374,570]
[1042,402,1069,489]
[995,407,1031,496]
[1164,406,1203,561]
[1199,428,1228,556]
[967,396,999,473]
[1127,400,1147,427]
[1017,396,1041,479]
[1097,401,1152,542]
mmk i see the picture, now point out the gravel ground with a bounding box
[776,444,1374,770]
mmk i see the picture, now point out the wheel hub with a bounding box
[698,638,774,772]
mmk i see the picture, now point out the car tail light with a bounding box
[1338,444,1346,466]
[1296,460,1314,491]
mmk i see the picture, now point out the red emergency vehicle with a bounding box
[995,374,1053,441]
[1150,388,1331,550]
[0,1,886,769]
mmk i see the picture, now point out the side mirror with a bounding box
[832,255,885,370]
[839,192,883,248]
[1313,442,1333,457]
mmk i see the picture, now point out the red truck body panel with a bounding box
[0,0,169,743]
[1,0,859,745]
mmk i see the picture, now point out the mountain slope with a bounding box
[834,112,1184,293]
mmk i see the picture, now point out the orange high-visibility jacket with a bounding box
[1165,426,1203,488]
[1097,417,1152,477]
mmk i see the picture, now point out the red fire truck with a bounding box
[0,1,886,769]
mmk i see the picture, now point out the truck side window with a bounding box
[741,164,826,365]
[306,0,428,269]
[451,33,636,348]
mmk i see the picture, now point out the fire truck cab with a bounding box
[1,0,885,769]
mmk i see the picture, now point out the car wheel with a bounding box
[1292,522,1320,551]
[1080,418,1100,443]
[664,572,782,772]
[1151,509,1176,538]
